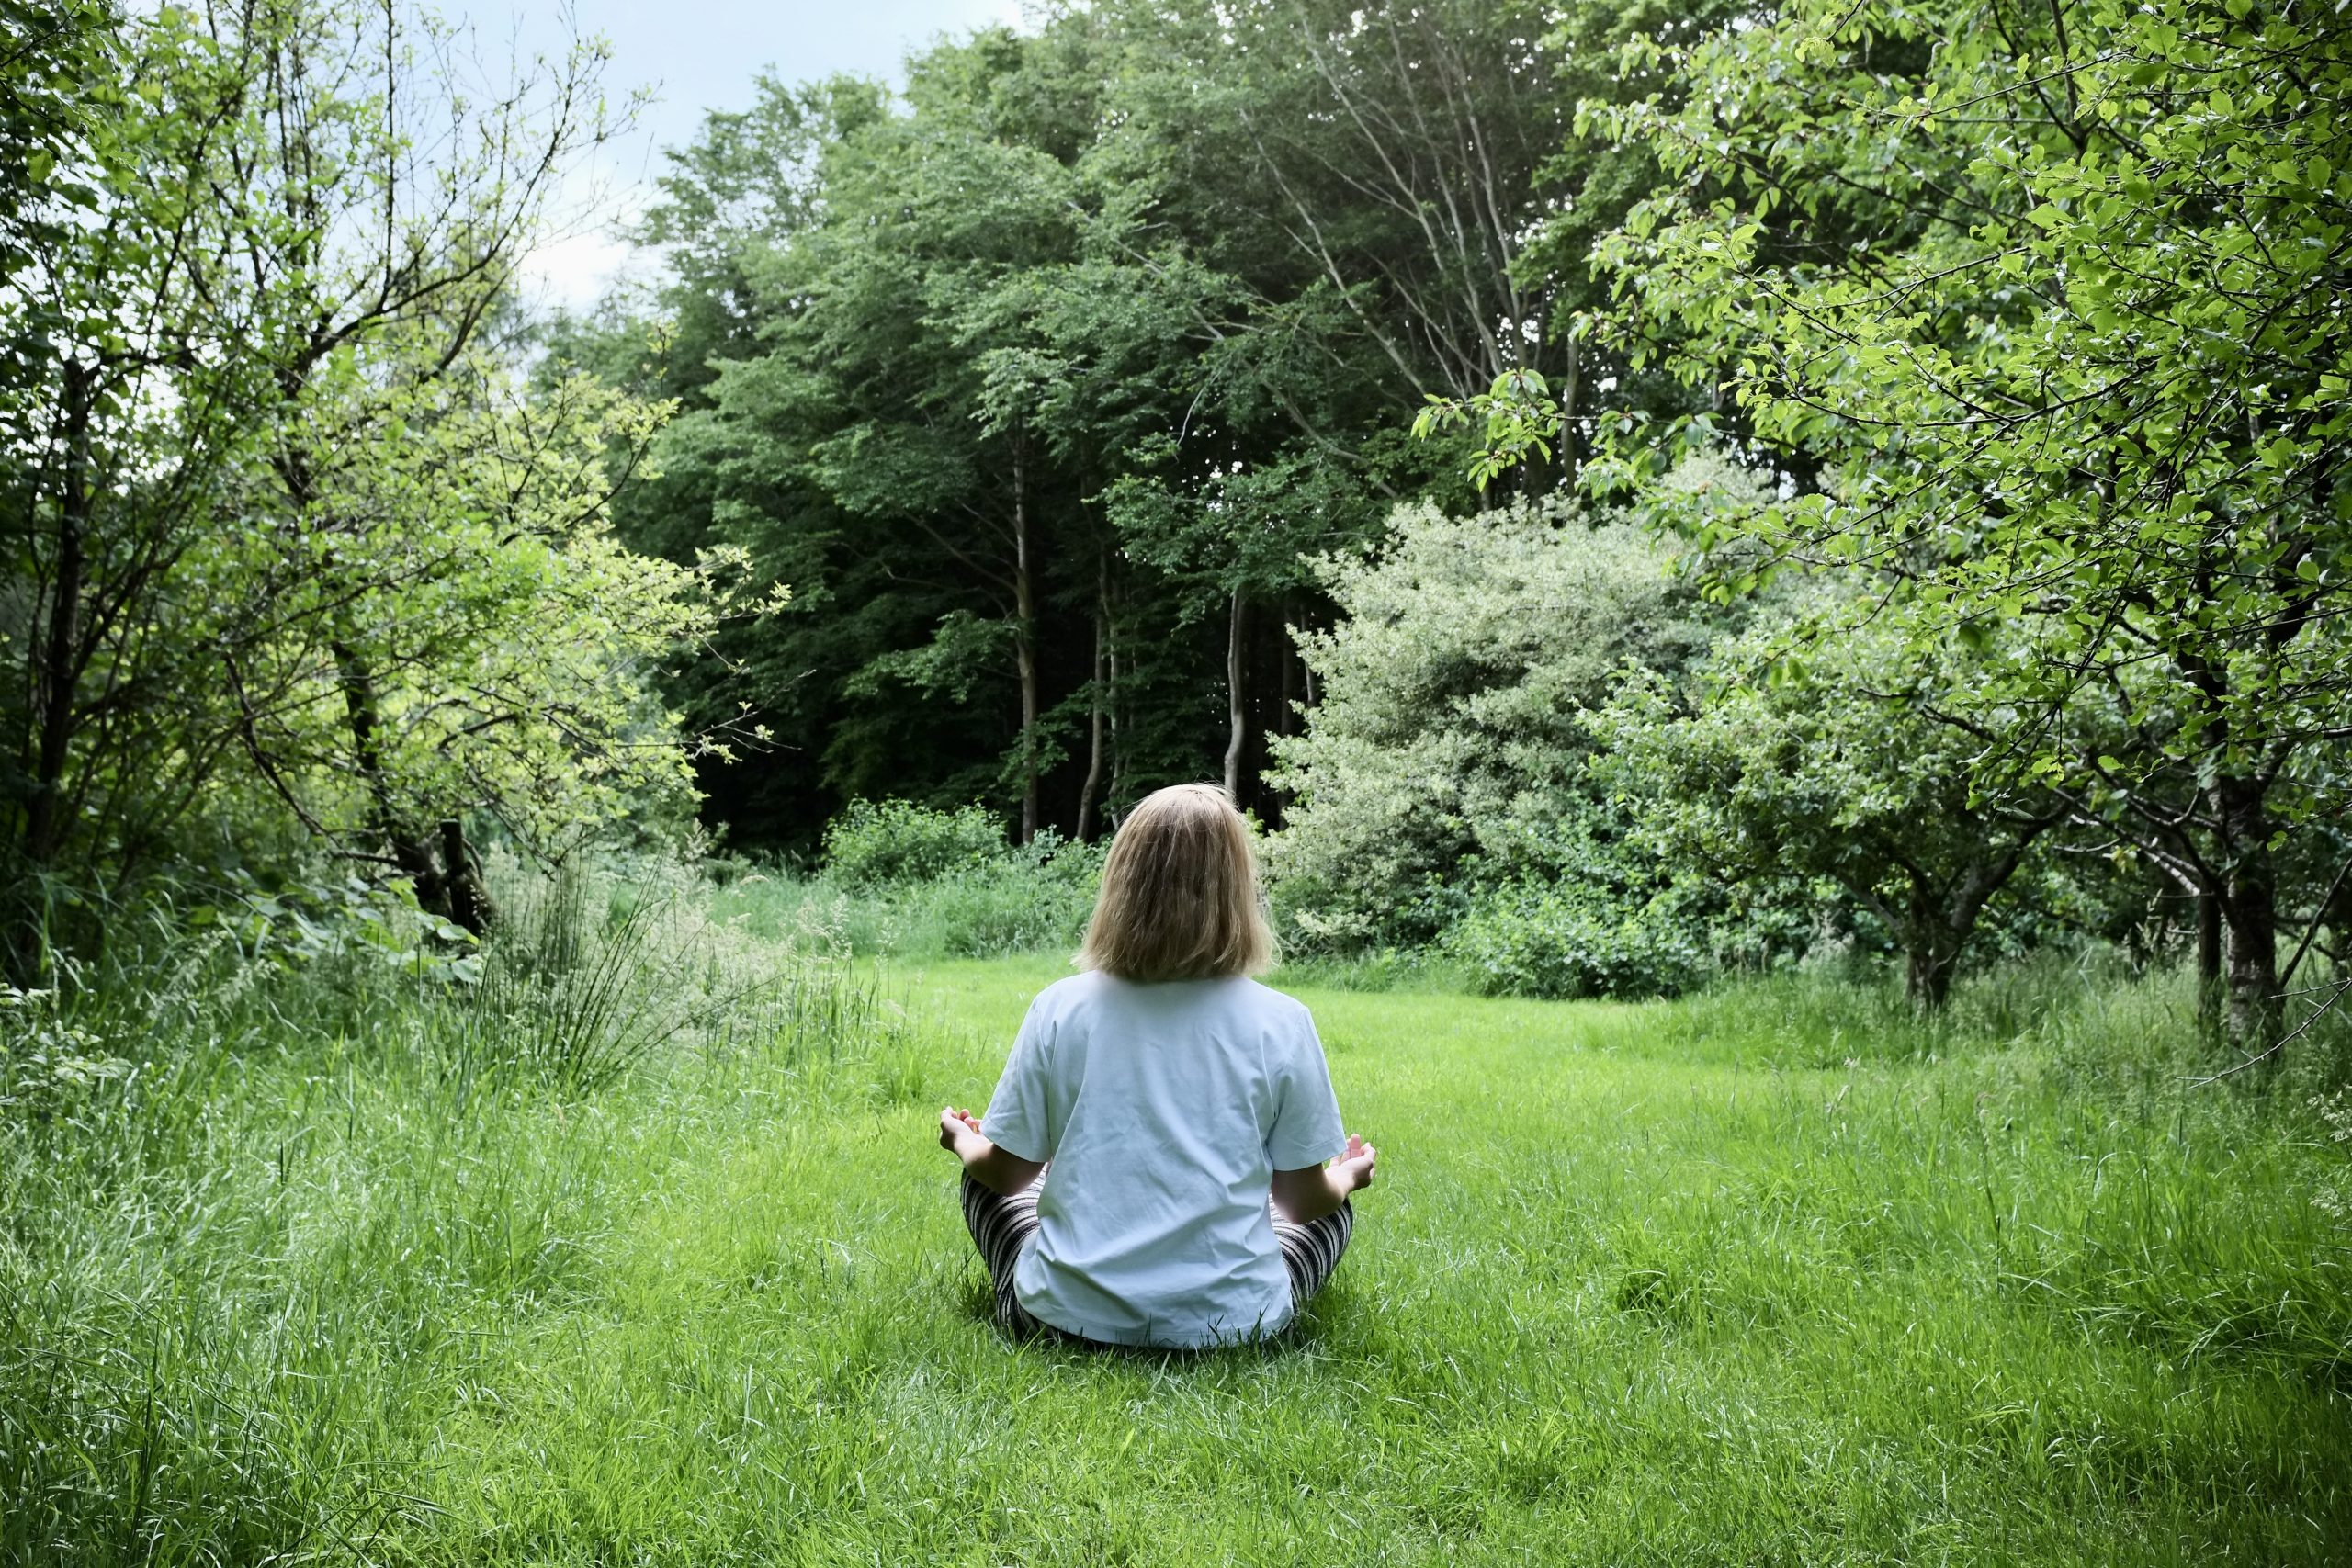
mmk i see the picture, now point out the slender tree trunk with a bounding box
[1558,334,1581,483]
[1012,431,1038,845]
[2196,890,2222,1029]
[1105,584,1125,833]
[283,432,472,927]
[439,817,494,933]
[332,633,446,916]
[1076,570,1106,843]
[10,367,95,977]
[1223,588,1248,800]
[23,363,95,874]
[1261,597,1297,828]
[288,447,441,912]
[2212,773,2282,1054]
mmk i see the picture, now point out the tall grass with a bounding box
[456,863,807,1094]
[3,874,2346,1564]
[708,856,1100,963]
[0,871,910,1564]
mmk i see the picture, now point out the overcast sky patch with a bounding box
[443,0,1027,310]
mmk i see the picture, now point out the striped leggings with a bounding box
[959,1171,1353,1344]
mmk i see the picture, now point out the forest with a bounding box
[4,0,2351,1562]
[8,0,2348,1039]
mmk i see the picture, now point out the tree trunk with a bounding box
[1898,885,1962,1010]
[2212,773,2282,1055]
[1076,573,1106,843]
[2196,890,2222,1030]
[22,362,95,874]
[1012,433,1038,845]
[332,634,447,916]
[1223,588,1247,800]
[439,818,493,935]
[1105,585,1125,834]
[1895,848,2029,1010]
[287,425,465,924]
[1558,334,1581,484]
[1905,941,1958,1010]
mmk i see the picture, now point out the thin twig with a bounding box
[2183,977,2352,1089]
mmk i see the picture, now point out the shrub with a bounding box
[821,800,1006,886]
[910,831,1105,958]
[2317,1088,2352,1227]
[745,811,1107,961]
[1440,879,1707,1000]
[1264,497,1698,951]
[1263,457,1772,955]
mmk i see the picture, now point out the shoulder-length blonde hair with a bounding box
[1076,784,1274,982]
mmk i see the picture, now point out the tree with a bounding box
[1594,613,2066,1008]
[627,33,1110,844]
[1396,0,1758,491]
[1098,0,1573,776]
[3,0,708,963]
[5,1,283,921]
[1111,0,1565,409]
[576,0,1743,853]
[227,347,710,879]
[0,1,118,292]
[1263,462,1737,951]
[1566,0,2351,1049]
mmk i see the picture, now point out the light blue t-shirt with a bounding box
[980,970,1350,1348]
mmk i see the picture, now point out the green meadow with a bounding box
[14,1,2350,1562]
[6,938,2347,1566]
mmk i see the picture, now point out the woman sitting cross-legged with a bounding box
[937,783,1378,1349]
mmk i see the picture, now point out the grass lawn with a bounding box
[6,951,2348,1564]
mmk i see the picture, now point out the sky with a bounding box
[445,0,1028,310]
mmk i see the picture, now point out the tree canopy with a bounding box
[2,0,718,964]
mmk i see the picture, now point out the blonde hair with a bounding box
[1076,784,1275,982]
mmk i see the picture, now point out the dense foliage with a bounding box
[1593,612,2072,1006]
[1262,469,2098,1002]
[1,1,729,970]
[548,0,1737,852]
[1591,0,2352,1045]
[1415,0,2351,1041]
[6,0,2346,1040]
[804,798,1105,957]
[1263,467,1756,997]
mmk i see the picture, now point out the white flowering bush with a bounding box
[1266,495,1706,946]
[1264,457,1774,993]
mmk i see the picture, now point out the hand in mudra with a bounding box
[1333,1133,1377,1193]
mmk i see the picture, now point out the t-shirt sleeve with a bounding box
[1267,1010,1349,1170]
[980,997,1055,1162]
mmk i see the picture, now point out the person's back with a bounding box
[936,784,1378,1349]
[984,970,1343,1345]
